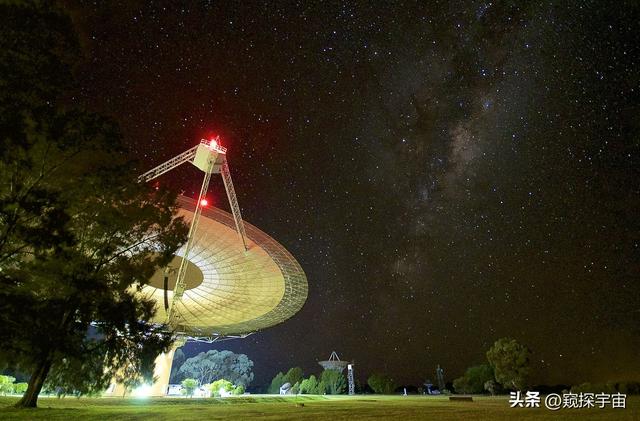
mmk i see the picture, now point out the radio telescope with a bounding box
[105,137,307,397]
[318,351,349,373]
[144,196,308,338]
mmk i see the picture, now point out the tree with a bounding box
[0,1,188,408]
[484,380,498,396]
[0,0,79,268]
[284,367,304,386]
[299,375,319,394]
[14,383,28,395]
[290,382,300,394]
[486,338,531,391]
[452,376,470,394]
[178,350,254,387]
[267,367,303,394]
[2,125,186,407]
[181,378,198,398]
[233,384,245,395]
[0,375,15,395]
[170,348,186,383]
[367,373,396,394]
[209,379,234,397]
[453,364,494,394]
[321,370,346,395]
[268,372,286,394]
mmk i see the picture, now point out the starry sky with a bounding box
[64,1,639,388]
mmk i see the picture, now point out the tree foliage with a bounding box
[268,372,285,394]
[484,379,499,395]
[284,367,303,386]
[208,378,245,396]
[452,376,469,394]
[169,348,186,383]
[453,364,494,394]
[367,373,396,394]
[0,375,16,395]
[181,378,198,398]
[0,2,79,268]
[320,370,346,395]
[177,350,254,387]
[209,379,234,397]
[0,1,188,408]
[486,338,531,391]
[299,375,320,394]
[290,382,300,394]
[267,367,304,394]
[14,383,28,394]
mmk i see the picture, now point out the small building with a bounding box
[280,382,292,395]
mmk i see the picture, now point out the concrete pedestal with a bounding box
[104,343,182,397]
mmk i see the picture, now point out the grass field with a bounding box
[0,395,637,420]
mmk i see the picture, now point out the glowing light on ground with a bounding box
[132,384,153,397]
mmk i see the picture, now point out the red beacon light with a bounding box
[200,198,209,207]
[200,135,227,154]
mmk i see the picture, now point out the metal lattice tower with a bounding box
[347,364,355,395]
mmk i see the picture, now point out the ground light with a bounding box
[131,384,153,398]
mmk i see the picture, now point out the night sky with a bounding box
[64,1,639,388]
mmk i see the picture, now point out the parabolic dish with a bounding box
[141,196,307,338]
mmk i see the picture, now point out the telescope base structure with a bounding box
[104,344,180,397]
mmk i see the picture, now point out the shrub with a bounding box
[14,383,29,394]
[209,379,234,397]
[321,370,346,395]
[181,378,198,398]
[367,373,395,394]
[291,382,300,394]
[453,376,470,394]
[454,364,494,394]
[268,372,285,394]
[299,375,319,394]
[0,376,16,395]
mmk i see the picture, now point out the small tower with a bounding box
[347,363,355,395]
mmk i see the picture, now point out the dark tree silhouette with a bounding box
[0,1,188,408]
[486,338,531,391]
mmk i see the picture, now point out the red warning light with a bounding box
[200,198,209,207]
[201,135,227,154]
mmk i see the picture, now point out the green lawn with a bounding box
[0,395,636,420]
